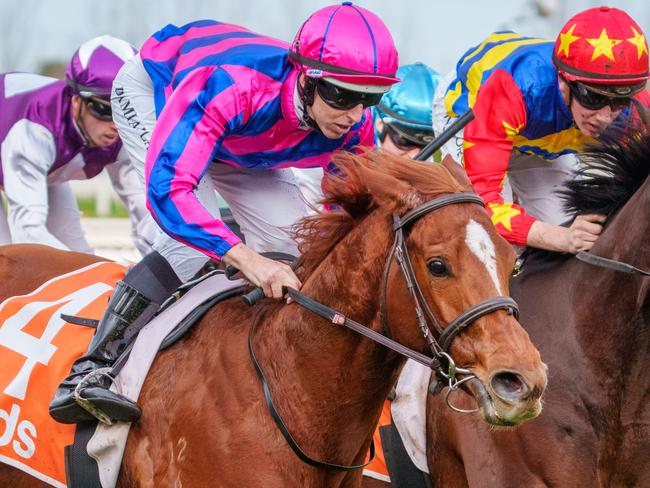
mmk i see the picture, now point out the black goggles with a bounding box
[385,124,432,150]
[315,79,384,110]
[83,97,113,121]
[568,82,631,111]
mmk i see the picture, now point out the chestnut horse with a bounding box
[0,152,546,487]
[425,135,650,487]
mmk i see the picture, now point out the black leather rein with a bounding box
[576,250,650,276]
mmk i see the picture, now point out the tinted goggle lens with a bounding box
[84,98,113,121]
[570,82,631,111]
[386,125,431,150]
[316,79,384,110]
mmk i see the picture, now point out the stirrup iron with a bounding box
[73,368,119,425]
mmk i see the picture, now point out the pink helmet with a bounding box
[290,2,399,92]
[66,35,137,100]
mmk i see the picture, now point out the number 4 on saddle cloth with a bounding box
[0,261,247,488]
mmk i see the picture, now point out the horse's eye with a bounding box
[427,258,449,277]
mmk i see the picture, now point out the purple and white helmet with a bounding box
[66,35,137,100]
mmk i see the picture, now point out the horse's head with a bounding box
[303,152,547,426]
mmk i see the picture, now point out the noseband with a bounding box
[246,192,520,471]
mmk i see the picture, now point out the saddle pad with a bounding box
[0,261,126,487]
[86,273,245,488]
[391,359,431,473]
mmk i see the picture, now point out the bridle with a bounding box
[379,192,518,379]
[247,191,520,471]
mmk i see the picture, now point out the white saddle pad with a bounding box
[86,274,245,488]
[391,359,431,473]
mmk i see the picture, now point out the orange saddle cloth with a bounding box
[363,400,392,482]
[0,261,125,487]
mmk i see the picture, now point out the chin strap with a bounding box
[296,74,323,134]
[630,98,650,132]
[73,99,99,148]
[559,74,577,127]
[378,124,388,145]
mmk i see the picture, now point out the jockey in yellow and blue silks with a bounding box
[432,7,649,253]
[374,63,441,159]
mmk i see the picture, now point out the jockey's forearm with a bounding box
[526,221,569,252]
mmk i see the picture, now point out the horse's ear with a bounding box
[361,165,417,209]
[441,155,473,191]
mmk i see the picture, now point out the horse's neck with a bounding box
[571,176,650,409]
[259,212,403,463]
[577,175,650,339]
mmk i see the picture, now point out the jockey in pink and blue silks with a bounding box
[0,36,148,254]
[50,2,400,425]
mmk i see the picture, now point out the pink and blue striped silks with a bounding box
[141,20,374,261]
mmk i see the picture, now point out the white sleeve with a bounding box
[105,146,151,255]
[1,119,69,249]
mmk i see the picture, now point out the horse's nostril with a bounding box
[491,371,530,403]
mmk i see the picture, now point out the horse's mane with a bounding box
[522,132,650,266]
[562,132,650,217]
[294,150,466,278]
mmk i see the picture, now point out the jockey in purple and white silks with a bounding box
[50,2,400,426]
[0,36,148,254]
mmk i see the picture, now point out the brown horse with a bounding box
[0,152,546,487]
[425,135,650,487]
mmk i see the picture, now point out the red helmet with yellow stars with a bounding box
[553,6,649,96]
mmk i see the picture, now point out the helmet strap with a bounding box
[378,123,388,144]
[73,97,100,147]
[296,74,323,134]
[558,74,576,123]
[567,89,579,129]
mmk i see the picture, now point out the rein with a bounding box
[287,288,441,369]
[248,305,375,472]
[246,192,521,471]
[577,251,650,276]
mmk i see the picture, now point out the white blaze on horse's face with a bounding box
[464,220,503,295]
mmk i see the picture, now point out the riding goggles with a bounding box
[83,97,113,121]
[569,81,632,111]
[315,79,384,110]
[385,124,433,150]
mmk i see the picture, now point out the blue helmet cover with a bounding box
[374,62,441,144]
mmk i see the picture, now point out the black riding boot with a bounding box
[49,252,181,424]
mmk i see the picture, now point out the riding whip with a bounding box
[414,109,475,161]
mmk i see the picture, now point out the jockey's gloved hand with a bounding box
[223,243,301,299]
